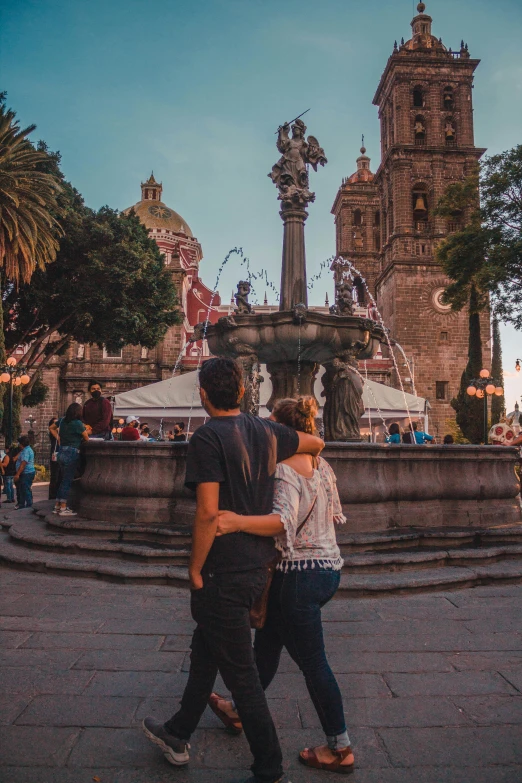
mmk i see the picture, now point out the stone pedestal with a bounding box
[280,205,308,310]
[266,360,319,410]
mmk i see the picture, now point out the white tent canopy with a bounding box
[114,367,427,424]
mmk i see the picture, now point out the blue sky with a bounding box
[2,0,522,407]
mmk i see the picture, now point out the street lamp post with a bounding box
[0,357,31,446]
[466,368,504,444]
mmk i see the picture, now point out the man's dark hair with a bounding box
[175,421,185,430]
[199,358,243,411]
[389,422,400,436]
[412,422,418,431]
[88,380,103,391]
[19,435,30,447]
[443,434,454,444]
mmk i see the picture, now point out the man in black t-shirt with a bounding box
[143,358,324,782]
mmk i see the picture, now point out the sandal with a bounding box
[299,746,354,774]
[208,692,243,735]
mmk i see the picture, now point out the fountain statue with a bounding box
[204,118,385,439]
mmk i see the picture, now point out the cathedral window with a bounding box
[353,209,362,226]
[388,202,394,235]
[436,381,449,400]
[103,346,123,359]
[374,211,380,227]
[414,115,426,145]
[442,86,454,111]
[412,86,425,108]
[354,277,366,305]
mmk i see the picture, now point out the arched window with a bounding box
[374,211,380,227]
[388,202,394,235]
[382,209,387,242]
[414,115,426,145]
[444,116,457,145]
[412,185,429,227]
[353,209,362,226]
[442,86,454,111]
[413,86,425,108]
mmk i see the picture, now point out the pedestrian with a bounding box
[443,434,454,445]
[173,421,187,442]
[13,435,36,509]
[210,396,354,774]
[82,381,113,439]
[403,421,434,444]
[142,357,324,783]
[121,415,141,441]
[386,422,401,443]
[52,403,89,516]
[48,416,61,500]
[2,444,20,504]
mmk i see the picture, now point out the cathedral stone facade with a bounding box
[332,2,489,435]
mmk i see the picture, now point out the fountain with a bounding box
[70,120,520,532]
[204,118,384,440]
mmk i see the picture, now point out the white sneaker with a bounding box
[59,508,77,516]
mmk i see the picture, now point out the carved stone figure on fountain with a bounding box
[269,119,327,208]
[329,279,354,316]
[234,281,254,314]
[322,352,364,441]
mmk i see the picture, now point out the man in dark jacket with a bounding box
[82,381,113,439]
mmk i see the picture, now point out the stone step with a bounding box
[343,544,522,572]
[2,528,522,593]
[339,560,522,596]
[0,531,189,585]
[337,525,522,553]
[8,520,191,564]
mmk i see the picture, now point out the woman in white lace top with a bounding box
[213,397,354,775]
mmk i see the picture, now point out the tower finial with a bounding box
[417,2,426,12]
[361,134,366,154]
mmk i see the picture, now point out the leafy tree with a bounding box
[3,145,180,396]
[0,95,62,431]
[435,146,522,326]
[490,317,504,425]
[451,286,485,444]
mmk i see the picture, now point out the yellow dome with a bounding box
[124,199,193,237]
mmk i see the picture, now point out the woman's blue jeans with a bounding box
[3,476,15,502]
[18,472,35,508]
[254,568,349,748]
[56,447,80,503]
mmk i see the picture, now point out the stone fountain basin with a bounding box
[205,310,385,364]
[74,441,521,532]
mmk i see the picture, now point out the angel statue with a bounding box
[269,118,327,207]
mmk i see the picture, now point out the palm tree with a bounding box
[0,100,62,285]
[0,97,63,436]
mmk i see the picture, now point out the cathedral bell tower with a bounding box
[372,2,487,434]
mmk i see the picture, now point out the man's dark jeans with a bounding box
[254,568,346,740]
[165,568,283,783]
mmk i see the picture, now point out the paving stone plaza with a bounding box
[0,488,521,782]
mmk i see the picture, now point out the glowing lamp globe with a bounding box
[479,369,489,378]
[112,428,117,434]
[116,427,122,434]
[20,374,30,385]
[486,383,496,395]
[0,372,10,383]
[494,387,504,396]
[466,385,477,396]
[14,377,22,386]
[476,388,485,399]
[6,357,16,367]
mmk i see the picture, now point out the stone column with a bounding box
[266,361,319,411]
[279,204,308,311]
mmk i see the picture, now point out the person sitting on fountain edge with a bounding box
[142,357,324,783]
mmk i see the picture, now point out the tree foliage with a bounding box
[435,145,522,327]
[451,286,485,444]
[3,145,181,397]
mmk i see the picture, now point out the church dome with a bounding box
[123,173,194,237]
[345,146,374,185]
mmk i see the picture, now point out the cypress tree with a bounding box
[490,317,504,425]
[451,286,485,443]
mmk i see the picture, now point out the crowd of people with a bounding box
[385,420,450,444]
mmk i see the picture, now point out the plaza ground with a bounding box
[0,489,521,782]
